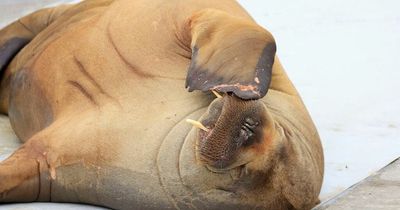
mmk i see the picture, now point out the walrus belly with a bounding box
[39,108,257,210]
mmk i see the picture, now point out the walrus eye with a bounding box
[237,117,259,145]
[244,117,258,129]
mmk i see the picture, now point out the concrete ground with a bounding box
[314,158,400,210]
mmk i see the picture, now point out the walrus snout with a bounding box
[196,94,270,172]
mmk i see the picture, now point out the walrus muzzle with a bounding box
[196,95,271,172]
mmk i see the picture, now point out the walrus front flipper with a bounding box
[0,4,73,73]
[185,9,276,100]
[0,144,47,202]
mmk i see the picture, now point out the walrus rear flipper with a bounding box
[0,145,49,202]
[185,9,277,100]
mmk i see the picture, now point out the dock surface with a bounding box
[315,158,400,210]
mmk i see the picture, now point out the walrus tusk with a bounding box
[186,119,209,132]
[212,90,222,98]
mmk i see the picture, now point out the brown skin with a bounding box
[0,0,323,209]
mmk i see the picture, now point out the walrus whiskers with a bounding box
[186,119,209,132]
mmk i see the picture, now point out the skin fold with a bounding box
[0,0,323,209]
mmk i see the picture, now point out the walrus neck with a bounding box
[243,112,282,173]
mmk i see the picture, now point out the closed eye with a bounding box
[244,117,259,129]
[241,125,254,137]
[238,117,259,145]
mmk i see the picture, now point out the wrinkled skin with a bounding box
[0,0,323,209]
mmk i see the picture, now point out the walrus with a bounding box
[0,0,324,209]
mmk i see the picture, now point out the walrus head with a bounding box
[183,9,279,174]
[192,94,277,173]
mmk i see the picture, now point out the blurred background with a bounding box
[0,0,399,206]
[237,0,400,200]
